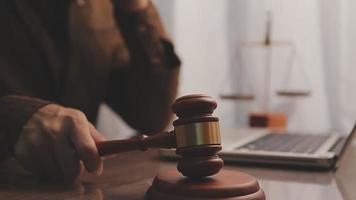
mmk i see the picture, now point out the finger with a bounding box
[53,134,82,182]
[88,124,104,174]
[69,119,102,175]
[89,123,115,159]
[89,123,106,142]
[15,127,59,180]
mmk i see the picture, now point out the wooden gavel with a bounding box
[96,94,224,178]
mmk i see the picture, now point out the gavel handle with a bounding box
[96,131,176,157]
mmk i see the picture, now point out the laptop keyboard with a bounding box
[237,134,330,154]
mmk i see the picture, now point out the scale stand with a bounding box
[220,11,312,130]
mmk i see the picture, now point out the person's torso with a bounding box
[0,0,118,122]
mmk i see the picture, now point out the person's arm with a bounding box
[105,0,181,134]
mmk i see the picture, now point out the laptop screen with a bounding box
[335,123,356,200]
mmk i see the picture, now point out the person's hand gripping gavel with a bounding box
[15,94,223,182]
[97,94,224,178]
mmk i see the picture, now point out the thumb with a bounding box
[89,123,106,143]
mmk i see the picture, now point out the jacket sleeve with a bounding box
[105,1,181,134]
[0,95,50,161]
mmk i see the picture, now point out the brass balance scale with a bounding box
[220,12,311,130]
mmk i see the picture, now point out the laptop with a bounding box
[160,123,356,170]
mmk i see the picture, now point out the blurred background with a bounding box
[97,0,356,139]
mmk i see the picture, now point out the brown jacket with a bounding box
[0,0,180,160]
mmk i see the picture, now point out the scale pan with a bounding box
[220,94,255,101]
[277,90,311,97]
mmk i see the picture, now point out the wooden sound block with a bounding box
[146,170,265,200]
[249,112,287,130]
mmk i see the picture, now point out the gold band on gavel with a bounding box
[174,121,221,148]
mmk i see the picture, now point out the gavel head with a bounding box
[172,94,224,178]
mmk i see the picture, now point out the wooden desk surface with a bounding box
[0,144,355,200]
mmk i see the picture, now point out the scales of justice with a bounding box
[220,12,312,129]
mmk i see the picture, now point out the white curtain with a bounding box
[97,0,356,139]
[320,0,356,134]
[152,0,356,134]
